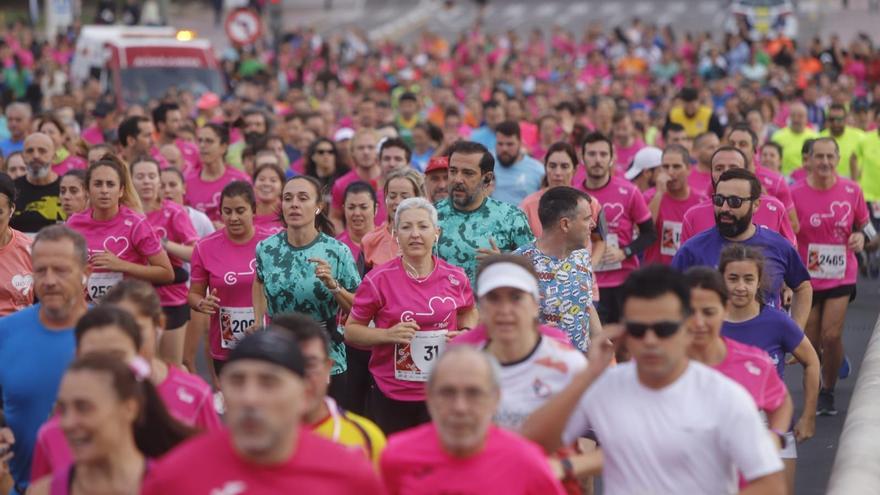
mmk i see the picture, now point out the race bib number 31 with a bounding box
[660,221,683,256]
[807,244,846,280]
[87,272,123,301]
[220,306,255,349]
[395,330,448,382]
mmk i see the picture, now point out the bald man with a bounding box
[11,132,66,233]
[771,102,819,176]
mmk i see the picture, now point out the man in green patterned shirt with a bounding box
[436,141,535,285]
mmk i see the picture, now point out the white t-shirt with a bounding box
[187,206,216,238]
[494,336,587,431]
[563,361,782,494]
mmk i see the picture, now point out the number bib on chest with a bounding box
[595,233,622,272]
[88,272,123,301]
[395,330,448,382]
[219,307,256,349]
[807,244,846,280]
[660,221,683,256]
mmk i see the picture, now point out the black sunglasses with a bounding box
[712,194,753,209]
[624,320,682,339]
[314,148,334,155]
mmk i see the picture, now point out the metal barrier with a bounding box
[827,316,880,493]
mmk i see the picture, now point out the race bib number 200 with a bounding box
[395,330,448,382]
[220,306,255,349]
[807,244,846,280]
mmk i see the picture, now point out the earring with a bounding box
[315,209,320,215]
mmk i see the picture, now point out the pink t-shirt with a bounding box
[756,165,795,210]
[790,167,808,185]
[688,167,713,193]
[190,227,274,360]
[577,176,652,288]
[614,138,646,175]
[680,194,797,247]
[335,230,362,264]
[713,337,787,413]
[381,423,566,495]
[81,125,104,145]
[67,206,163,302]
[254,212,285,234]
[146,200,199,306]
[184,166,252,222]
[51,154,86,176]
[0,229,33,317]
[360,225,396,268]
[30,365,221,481]
[643,188,706,265]
[791,178,870,291]
[330,170,386,226]
[175,138,202,171]
[142,428,384,495]
[349,257,474,401]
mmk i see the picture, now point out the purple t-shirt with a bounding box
[721,306,804,378]
[671,226,810,308]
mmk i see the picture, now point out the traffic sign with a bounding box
[224,7,263,46]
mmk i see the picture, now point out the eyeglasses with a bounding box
[712,194,753,209]
[624,320,682,339]
[314,149,334,155]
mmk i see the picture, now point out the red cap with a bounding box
[425,156,449,174]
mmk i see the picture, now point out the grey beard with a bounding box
[27,164,51,180]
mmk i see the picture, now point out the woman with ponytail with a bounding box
[30,303,213,483]
[28,307,193,495]
[253,175,361,401]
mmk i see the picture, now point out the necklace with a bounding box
[402,256,436,283]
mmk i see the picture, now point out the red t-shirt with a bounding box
[141,428,385,495]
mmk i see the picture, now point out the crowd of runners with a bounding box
[0,7,879,494]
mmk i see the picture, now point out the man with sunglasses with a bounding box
[522,265,785,494]
[819,103,864,180]
[673,167,812,328]
[680,146,797,246]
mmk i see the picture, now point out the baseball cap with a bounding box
[624,146,663,181]
[92,101,115,118]
[225,329,305,377]
[425,156,449,174]
[333,127,355,142]
[197,92,220,111]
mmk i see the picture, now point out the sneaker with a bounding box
[840,355,852,380]
[817,390,838,416]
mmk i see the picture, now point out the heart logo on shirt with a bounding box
[810,201,852,228]
[102,236,130,257]
[11,274,33,295]
[400,296,457,325]
[602,203,625,226]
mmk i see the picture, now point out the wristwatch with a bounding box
[559,456,576,480]
[622,245,633,258]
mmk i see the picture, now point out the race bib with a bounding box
[807,244,846,280]
[871,202,880,220]
[595,233,622,272]
[395,330,447,382]
[660,221,683,256]
[219,307,256,349]
[87,272,123,301]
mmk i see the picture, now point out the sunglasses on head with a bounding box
[624,320,682,339]
[712,194,752,209]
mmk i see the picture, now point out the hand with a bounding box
[587,324,623,374]
[386,321,419,345]
[309,257,338,290]
[782,286,793,308]
[655,170,671,194]
[848,232,865,253]
[476,238,501,261]
[196,288,220,314]
[446,330,464,341]
[601,245,626,265]
[0,427,15,469]
[794,414,815,443]
[91,250,125,271]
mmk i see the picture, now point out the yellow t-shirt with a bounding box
[668,106,713,137]
[819,127,865,178]
[309,399,387,465]
[771,126,819,175]
[857,131,880,202]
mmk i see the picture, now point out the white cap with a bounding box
[476,262,540,300]
[623,146,663,181]
[333,127,355,142]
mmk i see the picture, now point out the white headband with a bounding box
[477,262,540,300]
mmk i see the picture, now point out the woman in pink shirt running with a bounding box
[251,162,285,234]
[0,172,32,316]
[67,156,174,302]
[337,180,378,268]
[59,170,88,218]
[360,168,425,270]
[184,124,251,227]
[131,157,199,364]
[28,308,193,495]
[346,197,478,434]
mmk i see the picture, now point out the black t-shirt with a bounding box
[11,176,65,233]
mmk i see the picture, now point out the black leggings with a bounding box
[342,345,372,416]
[368,385,430,435]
